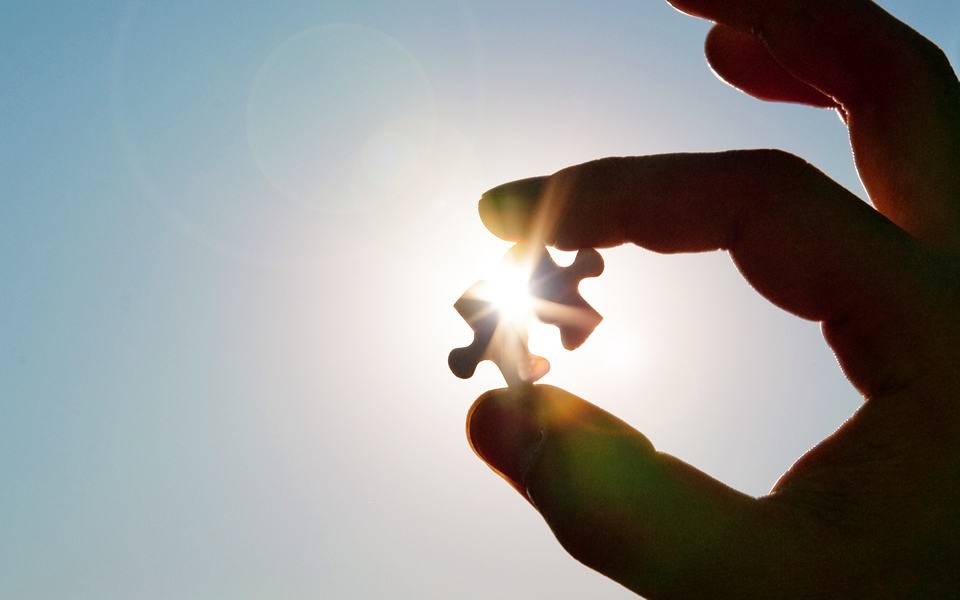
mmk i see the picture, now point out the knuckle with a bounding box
[725,149,820,204]
[740,148,809,174]
[905,32,957,86]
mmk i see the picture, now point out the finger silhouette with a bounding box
[703,24,835,108]
[468,385,839,598]
[480,152,954,399]
[666,0,960,249]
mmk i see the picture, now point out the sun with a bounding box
[484,260,535,328]
[448,248,550,387]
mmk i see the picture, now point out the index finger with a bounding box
[480,151,944,399]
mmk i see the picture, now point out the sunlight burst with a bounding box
[485,261,535,327]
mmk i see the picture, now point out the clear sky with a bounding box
[2,1,958,598]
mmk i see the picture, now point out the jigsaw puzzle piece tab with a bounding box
[519,246,604,350]
[448,281,550,388]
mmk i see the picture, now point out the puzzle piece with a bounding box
[448,281,550,388]
[519,245,604,350]
[448,244,603,387]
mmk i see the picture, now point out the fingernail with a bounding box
[479,176,546,240]
[466,386,545,495]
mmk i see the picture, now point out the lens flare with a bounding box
[485,262,535,327]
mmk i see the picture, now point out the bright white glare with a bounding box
[485,262,535,327]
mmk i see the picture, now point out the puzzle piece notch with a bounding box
[448,281,550,388]
[449,244,603,387]
[517,245,604,350]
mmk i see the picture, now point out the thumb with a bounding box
[467,385,821,598]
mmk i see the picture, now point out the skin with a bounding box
[465,1,960,597]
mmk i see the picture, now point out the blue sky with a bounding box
[2,1,958,598]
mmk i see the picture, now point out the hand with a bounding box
[466,1,960,597]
